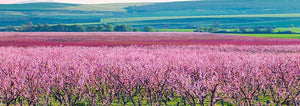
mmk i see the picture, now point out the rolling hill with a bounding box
[0,0,299,28]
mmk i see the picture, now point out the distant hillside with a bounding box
[0,2,77,11]
[0,2,153,12]
[0,2,151,26]
[0,0,299,28]
[125,0,300,16]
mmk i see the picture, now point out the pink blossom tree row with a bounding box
[0,45,299,106]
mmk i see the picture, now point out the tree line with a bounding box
[215,26,278,34]
[0,23,156,32]
[194,26,296,34]
[1,23,296,34]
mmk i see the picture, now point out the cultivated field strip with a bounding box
[0,32,299,47]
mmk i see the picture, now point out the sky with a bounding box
[0,0,191,4]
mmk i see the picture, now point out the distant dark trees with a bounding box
[19,22,34,32]
[228,26,274,34]
[2,23,144,32]
[85,25,107,32]
[277,30,294,34]
[4,23,295,34]
[114,25,133,32]
[104,24,114,32]
[86,26,99,32]
[133,28,139,32]
[195,25,297,34]
[194,27,218,32]
[250,26,275,34]
[144,26,155,32]
[5,23,86,32]
[50,24,85,32]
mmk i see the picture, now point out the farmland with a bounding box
[0,0,300,105]
[0,32,300,47]
[156,28,300,39]
[159,28,300,33]
[0,32,299,105]
[70,14,300,28]
[98,14,300,28]
[275,28,300,33]
[0,44,299,106]
[227,34,300,39]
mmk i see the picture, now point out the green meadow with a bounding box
[228,34,300,39]
[275,28,300,33]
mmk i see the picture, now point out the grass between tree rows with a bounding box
[0,95,274,106]
[228,34,300,39]
[158,29,300,39]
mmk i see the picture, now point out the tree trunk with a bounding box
[148,89,153,106]
[6,102,11,106]
[221,99,224,106]
[210,90,215,106]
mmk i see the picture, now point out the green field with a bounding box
[156,29,300,39]
[0,94,271,106]
[101,14,300,23]
[228,34,300,39]
[275,28,300,33]
[65,13,299,28]
[157,28,300,33]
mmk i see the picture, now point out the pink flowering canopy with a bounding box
[0,45,299,105]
